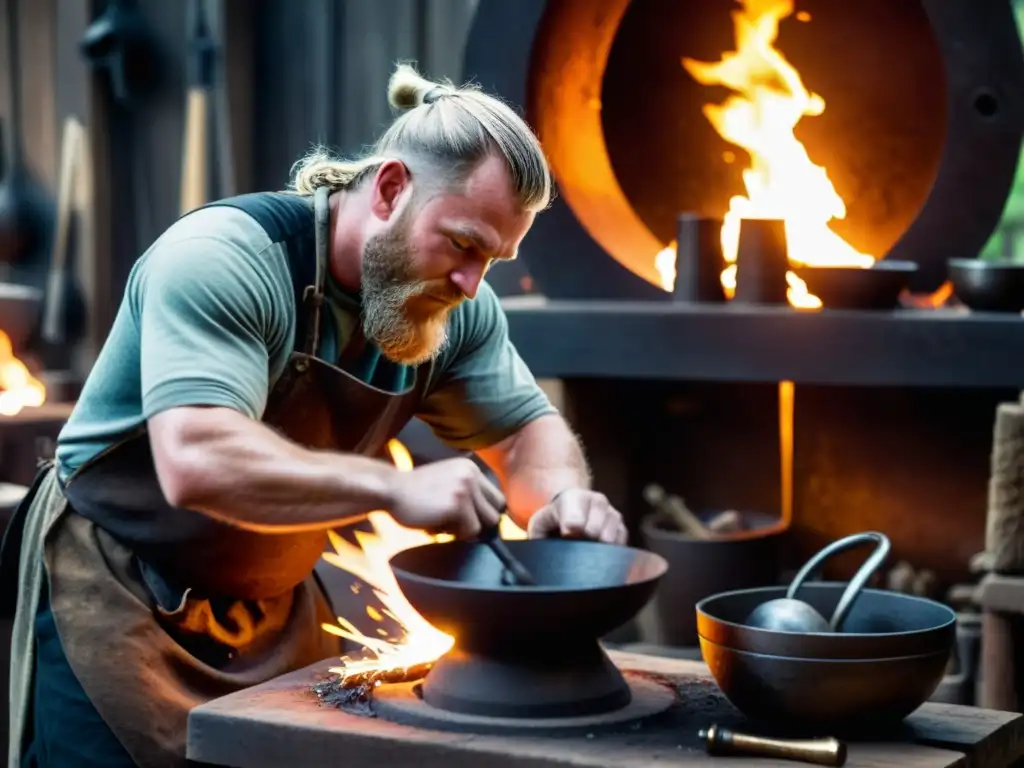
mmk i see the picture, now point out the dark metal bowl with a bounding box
[790,260,918,310]
[0,282,41,350]
[948,258,1024,312]
[640,511,786,645]
[389,539,668,648]
[699,635,950,733]
[696,584,956,659]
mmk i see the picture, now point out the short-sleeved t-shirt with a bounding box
[55,204,555,482]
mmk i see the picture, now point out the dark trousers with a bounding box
[21,578,137,767]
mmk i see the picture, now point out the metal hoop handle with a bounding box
[785,532,891,631]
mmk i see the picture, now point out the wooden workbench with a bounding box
[187,650,1024,767]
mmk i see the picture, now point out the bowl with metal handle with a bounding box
[743,532,891,633]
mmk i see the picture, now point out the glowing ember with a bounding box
[322,439,526,683]
[656,0,876,308]
[0,330,45,415]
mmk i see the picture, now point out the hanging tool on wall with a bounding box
[0,0,56,276]
[180,0,219,215]
[80,0,160,282]
[39,117,88,353]
[79,0,156,107]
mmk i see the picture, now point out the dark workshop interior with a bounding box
[2,1,1024,766]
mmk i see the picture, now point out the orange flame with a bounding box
[656,0,875,308]
[0,330,45,415]
[322,439,526,681]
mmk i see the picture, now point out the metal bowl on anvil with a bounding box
[695,584,956,734]
[388,538,668,718]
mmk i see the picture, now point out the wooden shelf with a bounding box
[502,298,1024,388]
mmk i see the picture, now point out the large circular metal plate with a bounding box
[371,672,676,735]
[465,0,1024,298]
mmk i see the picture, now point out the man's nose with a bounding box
[450,263,485,300]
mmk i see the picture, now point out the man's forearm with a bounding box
[149,406,399,534]
[478,414,591,528]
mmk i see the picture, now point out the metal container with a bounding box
[948,258,1024,312]
[695,583,956,733]
[696,584,956,659]
[389,539,669,718]
[791,261,918,310]
[640,511,785,646]
[0,282,40,350]
[699,636,950,733]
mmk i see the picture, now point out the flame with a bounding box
[657,0,875,308]
[322,438,527,681]
[0,330,45,415]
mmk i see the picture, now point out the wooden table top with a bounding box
[187,650,1024,768]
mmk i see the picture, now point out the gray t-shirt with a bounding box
[56,206,555,480]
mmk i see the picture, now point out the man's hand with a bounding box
[526,488,627,545]
[389,457,504,539]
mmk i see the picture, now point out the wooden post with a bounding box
[52,0,115,374]
[977,573,1024,711]
[217,0,255,194]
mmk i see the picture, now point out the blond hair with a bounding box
[289,63,552,211]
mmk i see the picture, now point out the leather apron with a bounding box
[3,187,430,768]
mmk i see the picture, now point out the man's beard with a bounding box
[360,215,462,366]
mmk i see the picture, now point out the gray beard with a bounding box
[360,221,458,366]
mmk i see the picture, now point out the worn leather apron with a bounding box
[3,187,429,768]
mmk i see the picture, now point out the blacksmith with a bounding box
[2,64,627,768]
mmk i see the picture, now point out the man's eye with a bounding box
[449,238,468,251]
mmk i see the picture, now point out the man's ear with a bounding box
[369,159,412,221]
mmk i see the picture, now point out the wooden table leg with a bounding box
[981,609,1022,711]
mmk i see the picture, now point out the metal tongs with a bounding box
[480,518,536,586]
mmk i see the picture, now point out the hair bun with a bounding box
[388,62,450,110]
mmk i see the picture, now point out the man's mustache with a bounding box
[414,281,464,307]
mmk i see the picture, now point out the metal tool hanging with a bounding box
[0,0,56,273]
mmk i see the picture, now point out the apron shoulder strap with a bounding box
[197,191,325,357]
[301,187,331,357]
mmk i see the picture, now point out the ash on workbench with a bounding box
[312,677,374,718]
[312,663,434,717]
[313,667,438,720]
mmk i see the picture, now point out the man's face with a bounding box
[361,154,535,365]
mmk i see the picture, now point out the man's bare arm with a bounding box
[149,406,400,534]
[475,413,591,529]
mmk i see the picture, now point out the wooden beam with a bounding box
[219,0,255,193]
[53,0,114,372]
[18,0,58,187]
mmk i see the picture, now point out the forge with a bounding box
[186,650,1024,768]
[464,0,1024,626]
[375,538,670,725]
[480,0,1023,301]
[185,485,1023,767]
[181,2,1024,761]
